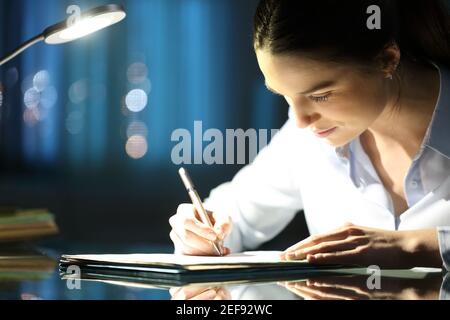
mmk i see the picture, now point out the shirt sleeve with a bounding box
[204,119,304,252]
[437,226,450,271]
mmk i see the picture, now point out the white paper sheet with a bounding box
[62,251,307,267]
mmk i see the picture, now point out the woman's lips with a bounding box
[313,127,337,138]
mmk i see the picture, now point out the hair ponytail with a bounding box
[396,0,450,66]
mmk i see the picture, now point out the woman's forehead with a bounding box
[257,50,349,94]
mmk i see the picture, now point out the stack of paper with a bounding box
[60,251,345,287]
[0,245,56,281]
[0,208,59,242]
[62,251,308,270]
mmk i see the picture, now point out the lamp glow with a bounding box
[0,4,126,66]
[45,9,126,45]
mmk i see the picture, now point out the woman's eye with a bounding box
[310,93,331,103]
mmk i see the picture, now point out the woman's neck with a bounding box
[366,60,441,158]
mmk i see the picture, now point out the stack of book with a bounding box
[0,208,58,242]
[0,245,56,282]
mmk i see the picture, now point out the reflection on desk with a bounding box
[168,273,450,300]
[280,274,446,300]
[1,241,449,300]
[62,265,450,300]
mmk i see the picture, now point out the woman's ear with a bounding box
[377,42,401,79]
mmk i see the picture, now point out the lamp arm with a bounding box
[0,34,45,66]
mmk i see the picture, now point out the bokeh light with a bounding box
[24,88,40,109]
[23,107,40,126]
[33,70,50,92]
[40,86,58,109]
[126,121,148,138]
[127,62,148,84]
[69,79,88,104]
[65,110,85,135]
[21,75,34,94]
[125,89,147,113]
[125,135,148,159]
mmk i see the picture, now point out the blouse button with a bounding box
[410,180,419,189]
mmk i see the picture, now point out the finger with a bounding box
[282,278,366,299]
[170,230,214,256]
[279,281,309,298]
[307,248,364,266]
[190,289,218,300]
[171,218,220,254]
[184,218,219,241]
[220,247,231,255]
[283,232,347,254]
[211,212,232,240]
[177,203,210,225]
[172,229,220,255]
[284,237,365,261]
[172,206,218,240]
[308,280,370,298]
[286,282,353,300]
[170,286,210,300]
[170,230,205,255]
[283,280,307,288]
[282,282,322,300]
[169,287,181,297]
[307,275,369,289]
[284,224,362,254]
[281,236,349,261]
[214,288,231,300]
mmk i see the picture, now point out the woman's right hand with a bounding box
[170,286,231,300]
[169,204,232,256]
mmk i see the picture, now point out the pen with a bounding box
[178,167,223,256]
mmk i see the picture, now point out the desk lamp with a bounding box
[0,4,126,66]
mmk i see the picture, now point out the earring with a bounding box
[387,62,398,80]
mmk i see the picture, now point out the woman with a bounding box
[169,0,450,269]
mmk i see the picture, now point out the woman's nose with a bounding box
[292,106,319,129]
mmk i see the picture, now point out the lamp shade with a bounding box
[43,4,126,45]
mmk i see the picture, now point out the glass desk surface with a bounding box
[0,239,448,300]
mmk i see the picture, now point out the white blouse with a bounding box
[204,63,450,270]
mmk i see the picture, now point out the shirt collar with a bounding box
[424,63,450,159]
[335,63,450,160]
[335,144,350,159]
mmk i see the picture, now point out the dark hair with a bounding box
[253,0,450,68]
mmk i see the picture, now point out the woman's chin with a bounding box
[323,135,354,148]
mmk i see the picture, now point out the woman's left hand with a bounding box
[279,274,442,300]
[281,223,441,268]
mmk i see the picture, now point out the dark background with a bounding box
[0,0,308,249]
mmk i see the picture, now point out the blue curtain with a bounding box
[0,0,286,176]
